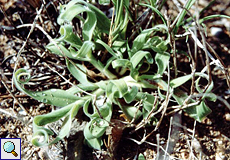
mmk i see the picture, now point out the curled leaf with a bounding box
[13,68,80,107]
[58,1,97,41]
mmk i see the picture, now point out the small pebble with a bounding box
[225,90,230,94]
[225,113,230,121]
[160,140,165,145]
[210,27,223,37]
[218,141,223,145]
[215,152,225,160]
[19,110,27,115]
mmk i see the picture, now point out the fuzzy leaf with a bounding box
[130,51,153,68]
[120,104,142,121]
[50,102,81,145]
[58,2,97,41]
[99,0,110,5]
[96,39,120,58]
[170,75,192,88]
[87,3,111,33]
[140,4,167,25]
[32,101,83,146]
[66,59,92,85]
[46,42,75,59]
[112,59,132,69]
[131,28,154,56]
[13,69,80,107]
[138,153,146,160]
[155,52,170,75]
[124,86,138,104]
[111,79,128,98]
[184,101,212,122]
[59,24,82,49]
[72,41,94,59]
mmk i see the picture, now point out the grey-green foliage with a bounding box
[14,0,217,150]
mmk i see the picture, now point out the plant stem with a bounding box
[89,54,117,79]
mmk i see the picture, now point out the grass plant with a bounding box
[13,0,229,155]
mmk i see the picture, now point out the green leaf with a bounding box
[111,79,128,98]
[95,39,120,58]
[99,101,113,120]
[113,0,129,37]
[13,69,80,107]
[73,40,94,59]
[32,101,83,146]
[84,122,98,140]
[172,89,188,105]
[66,59,92,85]
[59,24,82,49]
[119,104,142,121]
[130,51,153,68]
[91,118,109,137]
[84,136,103,150]
[138,153,146,160]
[31,129,50,147]
[155,52,170,75]
[46,41,75,59]
[99,0,110,5]
[83,99,93,118]
[202,93,217,102]
[173,88,213,122]
[87,3,111,34]
[138,74,161,80]
[174,0,196,33]
[170,72,214,93]
[170,75,192,88]
[84,98,112,120]
[131,28,154,56]
[83,119,108,150]
[140,4,167,25]
[199,14,230,24]
[50,102,81,145]
[57,1,97,41]
[158,87,166,100]
[105,82,116,101]
[195,76,214,93]
[149,36,168,53]
[124,86,138,104]
[143,93,157,112]
[33,104,73,126]
[112,40,127,53]
[112,59,132,69]
[184,101,212,122]
[136,92,158,118]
